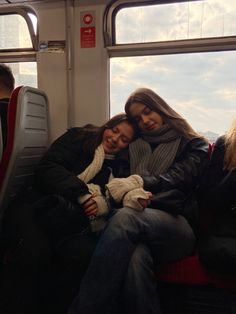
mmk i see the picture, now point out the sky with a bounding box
[110,0,236,139]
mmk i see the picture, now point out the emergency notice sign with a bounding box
[80,11,96,48]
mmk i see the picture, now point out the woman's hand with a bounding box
[106,175,143,202]
[138,191,152,208]
[123,188,152,211]
[82,196,98,217]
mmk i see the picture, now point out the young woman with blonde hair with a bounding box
[199,118,236,273]
[224,118,236,170]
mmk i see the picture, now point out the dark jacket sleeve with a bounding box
[201,136,225,189]
[34,128,91,203]
[142,137,209,215]
[200,136,236,211]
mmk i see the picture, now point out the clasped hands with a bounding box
[80,183,109,218]
[106,175,152,211]
[82,197,99,217]
[81,175,152,218]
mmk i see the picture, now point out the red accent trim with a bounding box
[0,86,22,187]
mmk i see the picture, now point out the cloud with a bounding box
[116,0,236,43]
[215,88,236,101]
[111,1,236,137]
[111,51,236,135]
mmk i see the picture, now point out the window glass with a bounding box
[116,0,236,44]
[110,51,236,142]
[0,14,33,49]
[9,62,37,88]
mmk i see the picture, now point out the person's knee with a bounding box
[108,207,140,232]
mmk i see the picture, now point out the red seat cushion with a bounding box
[156,255,210,285]
[156,254,236,289]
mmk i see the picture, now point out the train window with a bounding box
[0,14,33,49]
[8,62,37,87]
[115,0,236,44]
[107,0,236,142]
[110,51,236,142]
[0,9,38,87]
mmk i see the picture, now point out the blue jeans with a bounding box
[68,207,196,314]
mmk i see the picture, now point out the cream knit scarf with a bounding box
[78,144,105,183]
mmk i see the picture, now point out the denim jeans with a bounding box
[68,207,196,314]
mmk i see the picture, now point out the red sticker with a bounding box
[83,14,93,25]
[80,27,96,48]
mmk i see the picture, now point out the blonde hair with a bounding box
[224,119,236,170]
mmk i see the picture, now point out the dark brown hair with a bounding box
[80,113,138,155]
[125,87,204,140]
[0,63,15,92]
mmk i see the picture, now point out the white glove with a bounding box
[106,175,143,203]
[123,188,151,211]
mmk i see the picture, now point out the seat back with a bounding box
[0,86,50,220]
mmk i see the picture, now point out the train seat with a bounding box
[156,254,236,314]
[156,254,236,289]
[0,86,50,222]
[155,142,236,313]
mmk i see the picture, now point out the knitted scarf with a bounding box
[129,124,181,176]
[78,144,105,183]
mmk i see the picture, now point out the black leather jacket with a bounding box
[141,137,209,229]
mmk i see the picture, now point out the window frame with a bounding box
[104,0,236,57]
[0,6,38,62]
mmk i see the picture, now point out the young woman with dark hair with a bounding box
[2,113,138,314]
[32,112,138,241]
[69,88,209,314]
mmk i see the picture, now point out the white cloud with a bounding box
[216,88,236,100]
[111,0,236,137]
